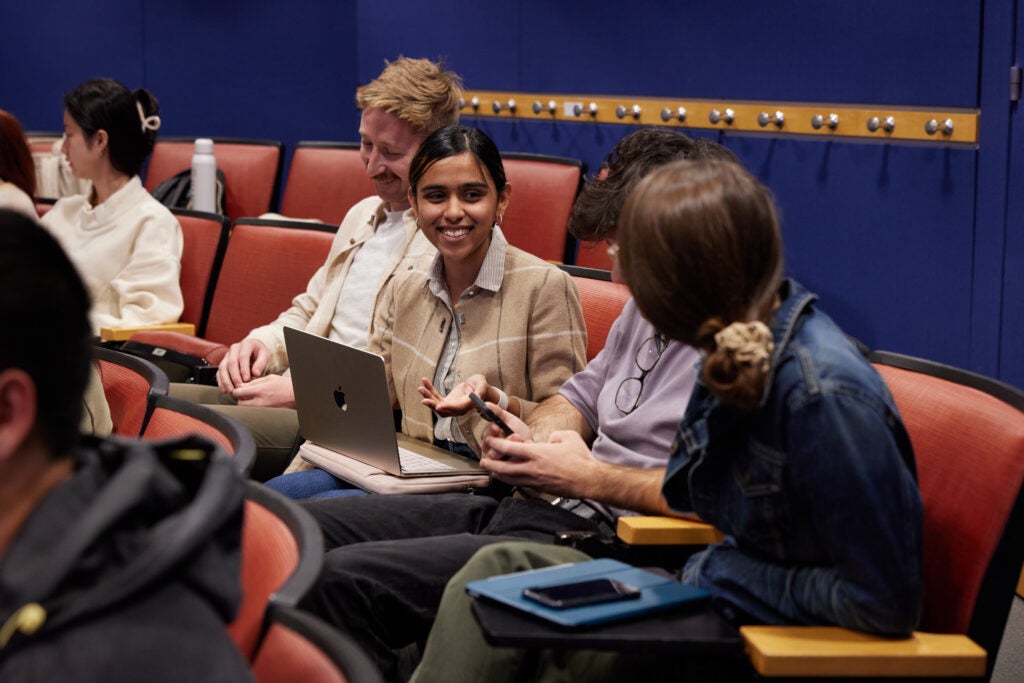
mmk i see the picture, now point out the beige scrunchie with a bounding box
[714,321,774,371]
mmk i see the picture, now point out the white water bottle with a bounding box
[191,138,217,213]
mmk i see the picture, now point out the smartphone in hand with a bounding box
[469,392,514,436]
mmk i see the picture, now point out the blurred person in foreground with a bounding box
[0,209,252,682]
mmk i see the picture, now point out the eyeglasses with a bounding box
[615,334,668,414]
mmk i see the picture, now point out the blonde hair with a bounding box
[356,57,463,135]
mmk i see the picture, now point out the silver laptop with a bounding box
[284,327,484,477]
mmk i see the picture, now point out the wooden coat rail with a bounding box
[457,89,978,144]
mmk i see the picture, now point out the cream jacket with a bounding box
[370,230,588,455]
[41,176,183,334]
[247,196,434,373]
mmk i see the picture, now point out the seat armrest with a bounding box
[740,626,986,678]
[616,517,724,546]
[127,330,229,365]
[99,322,195,341]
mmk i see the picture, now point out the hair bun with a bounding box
[714,321,774,371]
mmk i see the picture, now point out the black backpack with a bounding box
[151,168,227,215]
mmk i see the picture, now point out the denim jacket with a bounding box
[665,279,923,636]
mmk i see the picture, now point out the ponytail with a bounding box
[700,319,774,412]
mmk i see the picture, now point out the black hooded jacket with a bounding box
[0,435,254,682]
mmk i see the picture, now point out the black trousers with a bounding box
[298,493,604,681]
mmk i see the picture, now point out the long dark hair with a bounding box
[64,78,160,177]
[408,125,506,193]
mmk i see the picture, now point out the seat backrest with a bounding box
[561,265,631,361]
[92,346,169,436]
[229,482,324,661]
[203,218,335,346]
[144,137,284,220]
[142,394,255,474]
[24,131,62,155]
[500,153,584,263]
[171,208,230,337]
[573,239,614,271]
[870,351,1024,674]
[34,198,56,218]
[279,142,376,225]
[252,605,383,683]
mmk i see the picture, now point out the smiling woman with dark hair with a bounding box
[40,77,182,334]
[266,124,586,499]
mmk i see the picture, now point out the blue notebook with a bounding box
[466,558,709,628]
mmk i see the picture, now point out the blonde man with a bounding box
[173,58,462,479]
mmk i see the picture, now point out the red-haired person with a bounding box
[0,109,36,219]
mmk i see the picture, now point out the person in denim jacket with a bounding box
[406,158,925,683]
[620,158,924,635]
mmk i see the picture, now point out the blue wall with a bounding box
[1,1,1019,386]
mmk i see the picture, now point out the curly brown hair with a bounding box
[568,128,737,243]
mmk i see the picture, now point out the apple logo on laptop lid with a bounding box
[333,386,348,411]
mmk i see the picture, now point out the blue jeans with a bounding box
[264,469,366,500]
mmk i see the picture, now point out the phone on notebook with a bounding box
[469,392,514,436]
[522,578,642,610]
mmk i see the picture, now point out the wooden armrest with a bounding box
[99,322,195,341]
[616,516,724,546]
[741,626,986,678]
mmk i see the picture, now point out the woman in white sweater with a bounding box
[41,78,182,334]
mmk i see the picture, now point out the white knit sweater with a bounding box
[41,176,183,333]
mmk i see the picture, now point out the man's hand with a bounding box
[217,339,270,392]
[231,374,296,408]
[480,405,533,447]
[481,430,601,499]
[418,374,492,417]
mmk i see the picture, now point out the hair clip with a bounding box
[136,100,161,133]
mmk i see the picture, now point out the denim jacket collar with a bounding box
[760,279,817,406]
[667,278,815,501]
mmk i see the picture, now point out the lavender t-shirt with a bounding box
[560,298,700,518]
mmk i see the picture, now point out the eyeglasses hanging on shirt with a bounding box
[614,334,668,414]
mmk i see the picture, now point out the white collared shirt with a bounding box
[429,227,507,443]
[328,209,408,348]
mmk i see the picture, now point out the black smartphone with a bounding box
[469,392,514,436]
[522,578,642,610]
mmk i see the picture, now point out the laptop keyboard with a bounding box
[398,447,457,473]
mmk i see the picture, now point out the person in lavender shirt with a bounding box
[297,129,739,679]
